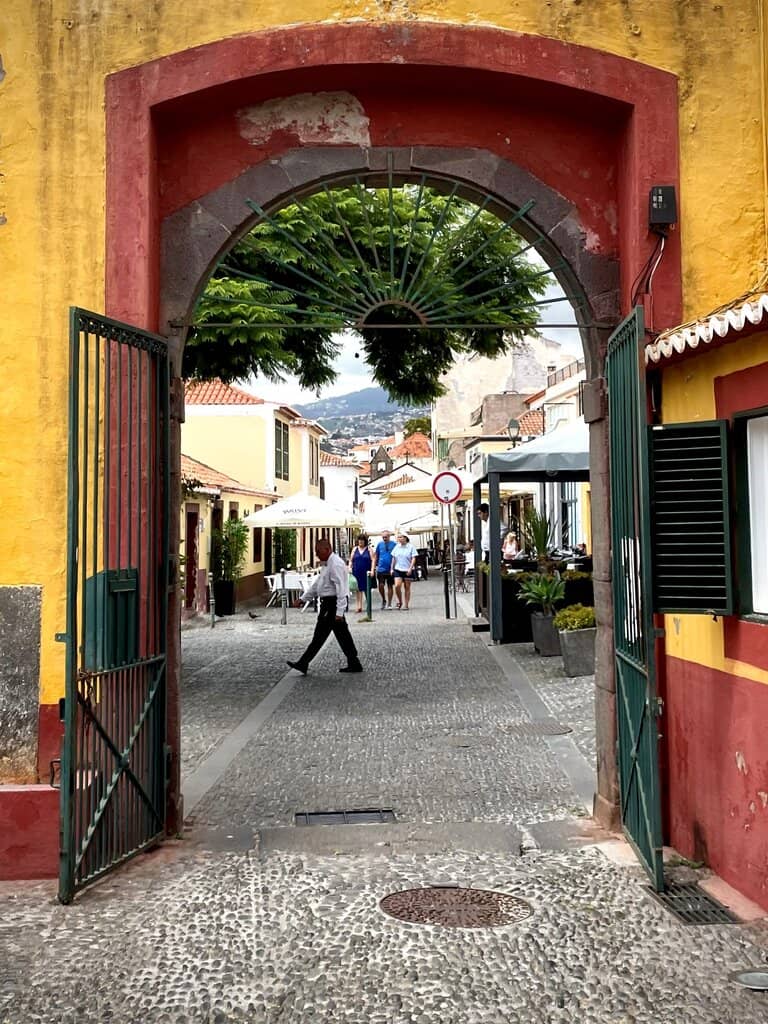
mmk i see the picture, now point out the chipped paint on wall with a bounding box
[238,92,371,147]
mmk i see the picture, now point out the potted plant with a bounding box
[518,573,565,656]
[553,604,596,676]
[212,518,249,616]
[521,508,555,571]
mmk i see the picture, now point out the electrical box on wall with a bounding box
[649,185,677,228]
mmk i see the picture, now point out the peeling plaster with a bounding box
[238,92,371,147]
[735,750,748,775]
[0,54,5,85]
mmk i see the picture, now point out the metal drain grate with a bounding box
[498,719,572,737]
[380,886,533,928]
[295,808,396,826]
[650,882,737,925]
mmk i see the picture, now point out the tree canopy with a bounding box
[184,184,548,404]
[403,415,431,437]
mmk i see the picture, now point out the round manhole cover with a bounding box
[380,886,533,928]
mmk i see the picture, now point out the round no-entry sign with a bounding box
[432,471,463,504]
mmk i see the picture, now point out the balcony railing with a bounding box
[547,358,585,388]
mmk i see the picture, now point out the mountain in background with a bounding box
[295,386,429,439]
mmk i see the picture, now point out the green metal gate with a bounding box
[59,308,170,903]
[606,307,665,891]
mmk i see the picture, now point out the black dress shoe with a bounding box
[339,663,363,673]
[287,660,308,675]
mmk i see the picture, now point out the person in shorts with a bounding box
[371,530,396,609]
[391,533,418,610]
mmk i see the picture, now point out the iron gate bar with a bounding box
[193,322,605,331]
[606,307,665,893]
[197,173,588,337]
[73,659,165,875]
[60,308,169,903]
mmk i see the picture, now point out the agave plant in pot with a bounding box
[521,508,555,572]
[211,517,249,616]
[518,572,566,656]
[553,604,596,677]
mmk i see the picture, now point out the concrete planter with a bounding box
[530,612,561,656]
[559,627,596,676]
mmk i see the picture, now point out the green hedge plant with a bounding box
[553,604,596,631]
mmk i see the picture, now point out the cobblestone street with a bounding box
[2,580,767,1023]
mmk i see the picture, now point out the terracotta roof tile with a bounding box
[185,380,264,405]
[645,291,768,363]
[320,450,357,467]
[180,454,273,498]
[518,410,545,436]
[381,473,415,491]
[388,431,432,459]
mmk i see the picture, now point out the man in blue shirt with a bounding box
[371,530,396,610]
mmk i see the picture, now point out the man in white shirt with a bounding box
[287,538,363,674]
[477,502,491,562]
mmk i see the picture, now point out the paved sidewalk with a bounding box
[1,580,767,1024]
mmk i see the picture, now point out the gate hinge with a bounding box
[653,626,666,639]
[55,632,69,643]
[653,697,664,718]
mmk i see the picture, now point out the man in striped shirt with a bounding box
[287,538,364,675]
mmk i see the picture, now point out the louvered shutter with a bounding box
[648,420,733,614]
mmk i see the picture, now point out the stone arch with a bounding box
[159,146,620,379]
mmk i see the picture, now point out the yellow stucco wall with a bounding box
[1,1,767,711]
[660,332,768,687]
[181,415,268,492]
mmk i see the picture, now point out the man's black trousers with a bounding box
[298,596,360,667]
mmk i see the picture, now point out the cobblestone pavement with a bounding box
[505,643,596,768]
[2,580,767,1024]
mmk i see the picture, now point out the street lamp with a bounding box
[507,418,520,446]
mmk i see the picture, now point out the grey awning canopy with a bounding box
[480,419,590,482]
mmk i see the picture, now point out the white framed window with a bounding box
[746,415,768,614]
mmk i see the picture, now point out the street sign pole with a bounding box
[448,501,458,618]
[432,471,464,621]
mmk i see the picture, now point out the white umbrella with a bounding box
[243,491,357,528]
[382,469,475,504]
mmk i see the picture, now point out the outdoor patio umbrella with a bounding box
[243,491,358,528]
[381,469,476,504]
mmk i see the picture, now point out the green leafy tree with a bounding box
[403,415,431,437]
[184,185,548,404]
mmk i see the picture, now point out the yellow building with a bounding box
[180,454,274,613]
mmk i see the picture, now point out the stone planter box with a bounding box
[559,627,596,676]
[530,612,561,656]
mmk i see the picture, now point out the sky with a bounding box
[245,280,583,406]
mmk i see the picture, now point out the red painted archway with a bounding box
[102,22,682,832]
[105,21,681,334]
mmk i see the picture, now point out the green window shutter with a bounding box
[648,420,733,614]
[278,419,286,479]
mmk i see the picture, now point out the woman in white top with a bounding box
[390,533,418,610]
[502,532,519,563]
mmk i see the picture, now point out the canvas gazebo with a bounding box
[473,420,590,642]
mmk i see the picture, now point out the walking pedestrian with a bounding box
[391,532,418,610]
[287,538,363,675]
[348,534,372,613]
[371,529,396,610]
